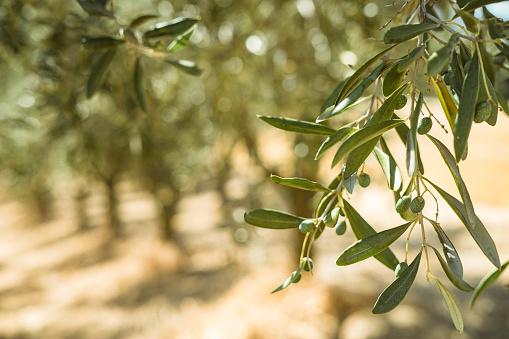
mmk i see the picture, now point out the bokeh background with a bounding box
[0,0,509,338]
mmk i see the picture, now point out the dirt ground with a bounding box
[1,108,509,339]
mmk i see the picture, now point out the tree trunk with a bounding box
[105,179,121,237]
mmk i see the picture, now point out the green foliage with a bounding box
[245,0,509,332]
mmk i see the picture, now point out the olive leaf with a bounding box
[244,209,305,229]
[320,77,349,117]
[392,113,425,174]
[432,276,464,333]
[455,9,479,33]
[86,48,116,98]
[383,23,440,44]
[462,0,508,12]
[129,14,158,29]
[343,200,399,270]
[163,59,203,76]
[315,125,357,160]
[406,92,423,176]
[332,119,405,168]
[453,50,479,162]
[336,222,412,266]
[270,175,331,192]
[81,36,125,51]
[427,33,459,77]
[427,135,475,227]
[478,28,497,84]
[342,170,357,194]
[432,222,464,279]
[424,178,501,269]
[383,61,407,97]
[76,0,114,17]
[342,84,408,179]
[372,250,422,313]
[373,146,402,191]
[470,260,509,309]
[143,17,199,39]
[484,8,509,56]
[168,28,196,52]
[333,44,398,110]
[397,45,426,72]
[449,52,464,100]
[133,57,146,113]
[272,263,305,293]
[496,91,509,116]
[431,76,457,130]
[257,116,336,135]
[430,246,473,292]
[319,63,385,121]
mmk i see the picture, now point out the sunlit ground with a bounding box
[0,103,509,339]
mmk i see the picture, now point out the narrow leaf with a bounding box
[455,9,480,33]
[320,77,349,117]
[430,246,474,292]
[496,91,509,117]
[244,209,305,229]
[319,63,384,121]
[427,33,459,77]
[407,93,423,176]
[315,126,357,160]
[258,116,335,135]
[164,59,203,76]
[383,23,440,44]
[383,62,407,97]
[433,276,464,333]
[270,175,330,192]
[477,67,499,126]
[76,0,114,17]
[337,222,411,266]
[462,0,508,11]
[431,76,457,130]
[129,14,158,29]
[143,18,198,39]
[272,264,305,293]
[470,260,509,309]
[424,178,501,269]
[397,45,426,72]
[342,84,408,179]
[86,48,116,98]
[433,223,464,279]
[454,51,479,162]
[343,200,399,270]
[81,36,125,50]
[450,52,464,100]
[133,57,146,112]
[332,119,405,168]
[427,135,475,226]
[343,170,357,194]
[168,28,196,52]
[372,251,422,313]
[373,146,403,191]
[337,44,398,105]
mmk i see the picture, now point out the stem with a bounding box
[425,13,477,42]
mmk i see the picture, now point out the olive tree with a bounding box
[245,0,509,332]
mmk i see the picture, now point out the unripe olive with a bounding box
[395,195,411,213]
[324,207,340,228]
[302,257,314,272]
[298,219,315,233]
[338,207,345,217]
[417,117,433,135]
[395,262,409,278]
[395,95,408,110]
[335,220,347,236]
[293,273,302,283]
[410,196,425,213]
[358,173,371,188]
[443,72,450,86]
[474,101,491,123]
